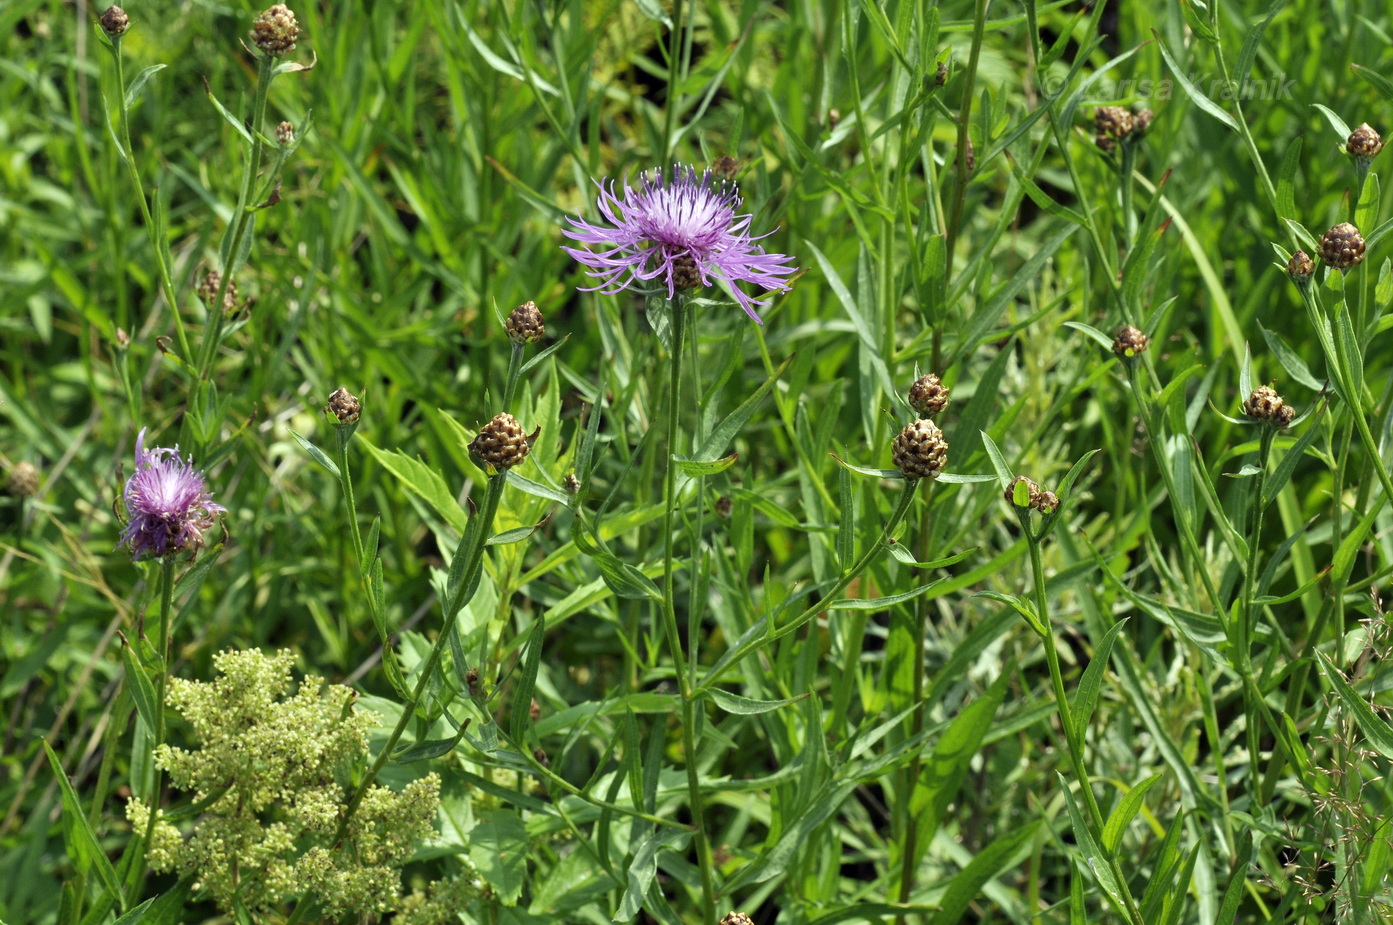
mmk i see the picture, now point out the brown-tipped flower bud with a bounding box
[935,61,948,87]
[529,698,541,722]
[326,387,361,424]
[533,747,550,768]
[116,328,131,349]
[564,472,581,495]
[1244,384,1295,428]
[715,495,732,518]
[1347,123,1383,161]
[964,138,976,174]
[250,4,300,57]
[1111,324,1149,358]
[1286,250,1315,282]
[196,270,238,314]
[100,6,129,37]
[276,121,294,146]
[1006,475,1039,508]
[1132,108,1154,136]
[719,915,755,925]
[6,461,39,498]
[1318,222,1366,270]
[1033,490,1059,514]
[711,155,740,181]
[892,419,948,480]
[1095,106,1134,147]
[465,667,480,696]
[908,374,950,416]
[505,301,545,344]
[469,412,535,472]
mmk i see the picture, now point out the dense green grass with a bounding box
[5,0,1393,922]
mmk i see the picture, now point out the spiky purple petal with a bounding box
[562,165,796,323]
[119,429,225,561]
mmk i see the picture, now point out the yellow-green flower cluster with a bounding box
[125,648,440,918]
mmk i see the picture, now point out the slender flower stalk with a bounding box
[562,165,796,323]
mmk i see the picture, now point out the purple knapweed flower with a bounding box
[119,429,225,561]
[562,165,796,323]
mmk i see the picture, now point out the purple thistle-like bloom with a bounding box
[562,165,796,323]
[119,429,225,561]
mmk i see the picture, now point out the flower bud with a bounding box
[564,472,581,495]
[720,915,755,925]
[1006,475,1039,508]
[1286,250,1314,283]
[1244,384,1295,428]
[6,461,39,498]
[1111,324,1149,358]
[505,301,545,344]
[100,5,129,37]
[892,419,948,480]
[1094,106,1134,151]
[1346,123,1383,161]
[326,388,361,425]
[250,4,299,57]
[197,270,238,314]
[469,412,535,472]
[908,373,950,416]
[1033,490,1059,514]
[275,121,294,147]
[1318,222,1365,270]
[935,61,948,87]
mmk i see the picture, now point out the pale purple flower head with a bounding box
[562,165,796,323]
[119,429,225,561]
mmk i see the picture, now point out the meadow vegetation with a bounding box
[4,0,1393,923]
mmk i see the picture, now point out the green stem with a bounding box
[194,55,275,387]
[131,557,177,900]
[696,481,921,694]
[1237,427,1275,790]
[1025,519,1144,925]
[110,36,191,361]
[656,300,718,924]
[943,0,988,282]
[501,342,525,413]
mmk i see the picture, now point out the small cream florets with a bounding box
[126,648,439,917]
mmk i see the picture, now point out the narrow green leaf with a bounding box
[1312,103,1352,141]
[1070,619,1127,741]
[1153,33,1239,132]
[672,453,738,475]
[1352,64,1393,104]
[885,544,976,569]
[1275,137,1301,221]
[1058,772,1129,912]
[504,469,570,504]
[976,591,1047,637]
[360,440,469,533]
[509,617,546,741]
[44,741,125,909]
[694,354,795,462]
[290,430,340,477]
[837,467,853,570]
[1316,652,1393,760]
[123,64,167,109]
[1258,322,1324,391]
[930,821,1041,925]
[703,688,809,715]
[979,432,1012,486]
[201,81,254,144]
[1102,773,1163,853]
[830,452,902,480]
[826,580,943,610]
[120,643,158,736]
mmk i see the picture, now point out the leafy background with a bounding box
[4,0,1393,922]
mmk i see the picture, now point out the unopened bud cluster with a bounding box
[1111,324,1149,358]
[1318,222,1365,270]
[505,301,545,344]
[327,388,361,424]
[892,419,948,480]
[1094,106,1153,152]
[197,270,238,314]
[276,121,295,146]
[251,4,300,57]
[1005,475,1059,514]
[1286,250,1315,283]
[908,373,950,416]
[1346,123,1383,162]
[1244,384,1295,428]
[469,412,535,472]
[720,914,756,925]
[711,155,740,181]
